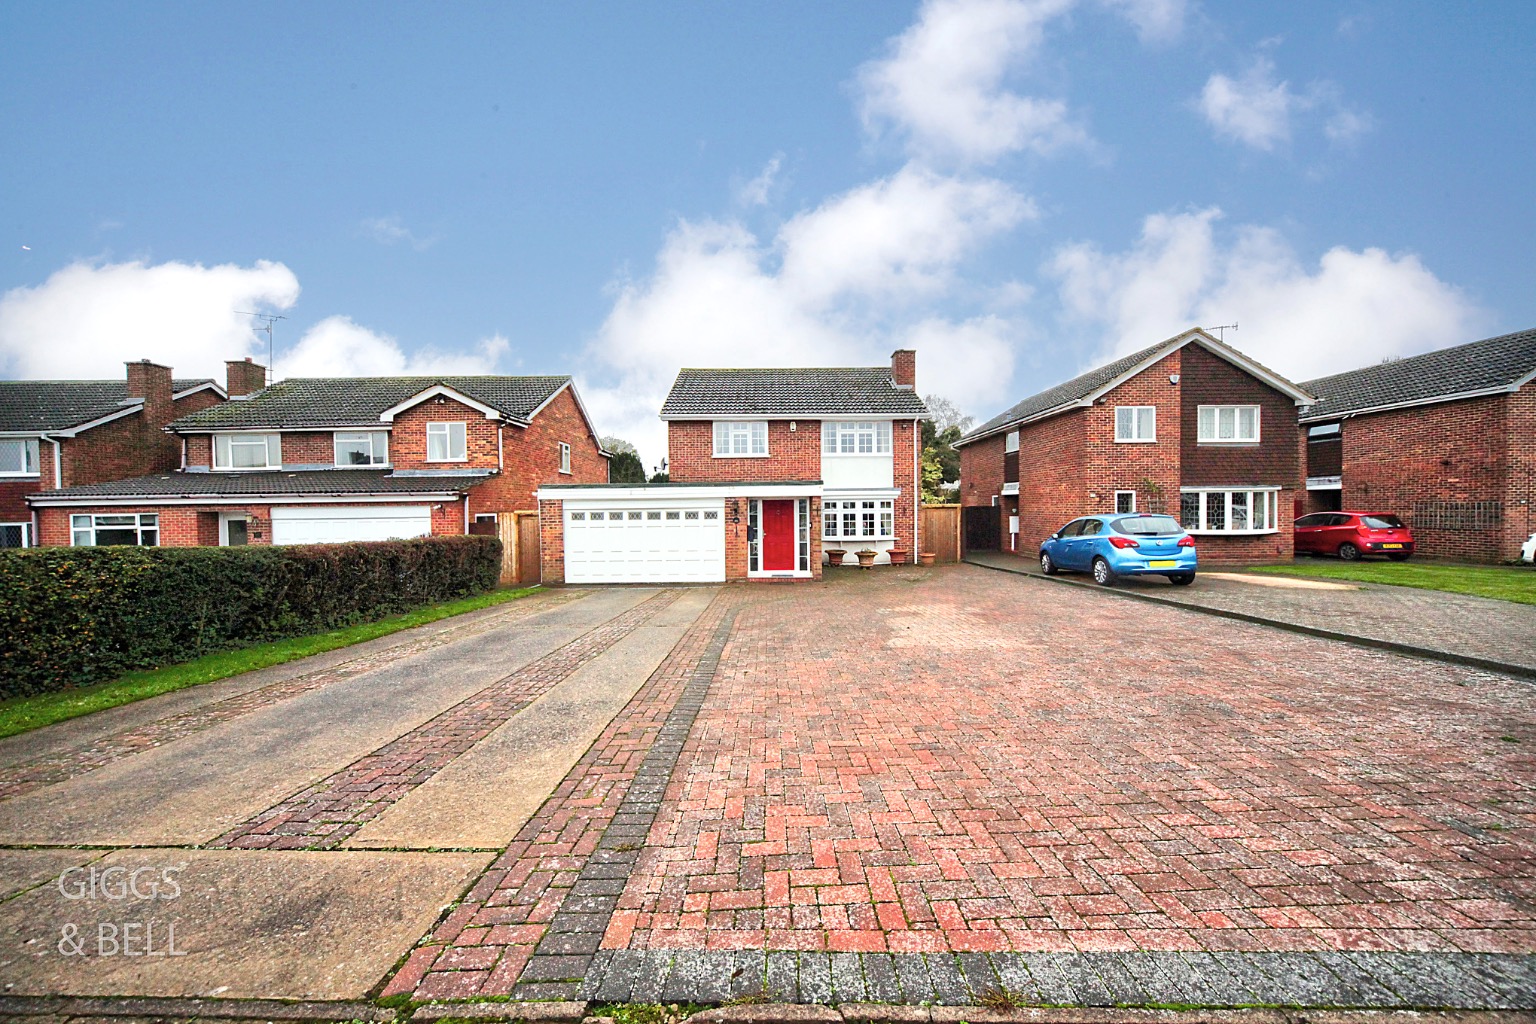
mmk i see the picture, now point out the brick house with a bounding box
[0,360,226,548]
[957,328,1314,563]
[27,362,609,548]
[1300,327,1536,562]
[536,351,929,584]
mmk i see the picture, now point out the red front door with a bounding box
[761,499,796,571]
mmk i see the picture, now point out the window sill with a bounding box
[332,463,392,470]
[1114,438,1157,444]
[1187,528,1280,536]
[0,473,41,479]
[823,451,892,457]
[1195,440,1261,446]
[559,469,572,475]
[212,465,282,472]
[424,458,469,464]
[711,452,771,458]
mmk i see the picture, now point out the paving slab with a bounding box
[0,848,489,999]
[0,850,107,902]
[345,614,700,850]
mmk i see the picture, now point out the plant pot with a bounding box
[918,552,936,566]
[887,547,910,566]
[855,549,878,568]
[824,548,847,566]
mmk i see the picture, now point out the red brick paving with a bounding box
[611,566,1536,956]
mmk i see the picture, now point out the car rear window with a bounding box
[1112,515,1182,536]
[1362,514,1405,529]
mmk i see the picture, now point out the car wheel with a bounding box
[1040,551,1057,575]
[1387,552,1412,561]
[1091,557,1114,586]
[1338,542,1361,561]
[1168,573,1195,586]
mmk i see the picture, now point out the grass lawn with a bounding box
[1249,560,1536,605]
[0,586,540,740]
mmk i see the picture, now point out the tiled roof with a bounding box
[660,367,929,418]
[0,379,216,433]
[1300,328,1536,421]
[169,376,571,431]
[962,340,1172,442]
[28,469,488,501]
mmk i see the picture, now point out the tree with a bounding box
[601,436,646,483]
[923,394,974,435]
[919,395,972,499]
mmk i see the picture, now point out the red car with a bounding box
[1294,512,1415,561]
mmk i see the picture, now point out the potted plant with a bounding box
[887,545,910,566]
[918,552,936,566]
[855,548,878,568]
[824,548,847,566]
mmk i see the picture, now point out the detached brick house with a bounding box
[957,328,1314,563]
[0,360,226,548]
[1300,327,1536,562]
[27,362,609,548]
[536,351,929,584]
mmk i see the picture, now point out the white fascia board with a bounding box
[0,431,47,439]
[658,412,912,422]
[173,382,228,401]
[378,385,505,422]
[537,482,822,502]
[49,402,145,438]
[823,487,901,498]
[1298,383,1523,423]
[30,492,468,508]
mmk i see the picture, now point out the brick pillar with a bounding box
[226,358,268,397]
[891,349,916,389]
[539,500,565,584]
[125,360,173,421]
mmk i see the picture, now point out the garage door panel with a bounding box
[564,501,724,583]
[270,506,433,545]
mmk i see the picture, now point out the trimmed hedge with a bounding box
[0,536,501,699]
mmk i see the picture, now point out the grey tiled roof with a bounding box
[0,379,217,433]
[28,469,487,501]
[1300,328,1536,421]
[169,376,572,431]
[962,340,1171,442]
[660,367,929,418]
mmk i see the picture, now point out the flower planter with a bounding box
[918,552,936,566]
[824,548,847,566]
[887,547,910,566]
[854,549,878,569]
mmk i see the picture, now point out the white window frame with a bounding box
[333,430,389,467]
[70,512,160,547]
[0,437,41,477]
[713,421,768,457]
[822,421,892,456]
[1178,487,1280,535]
[1114,490,1136,514]
[0,522,31,548]
[1114,406,1157,443]
[1307,422,1341,439]
[427,421,468,462]
[213,433,281,470]
[1197,405,1261,444]
[559,442,572,474]
[821,498,896,541]
[1004,430,1019,454]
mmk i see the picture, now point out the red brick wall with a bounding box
[725,497,750,580]
[1507,383,1536,560]
[959,434,1004,507]
[1086,350,1183,519]
[173,388,224,418]
[390,399,500,471]
[893,418,920,556]
[281,431,336,465]
[1015,409,1088,554]
[1307,435,1342,477]
[668,420,821,482]
[186,434,213,469]
[1340,394,1512,562]
[469,386,608,516]
[539,499,565,584]
[38,498,464,548]
[1180,344,1300,489]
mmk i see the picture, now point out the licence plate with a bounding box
[1148,560,1178,568]
[1381,543,1403,549]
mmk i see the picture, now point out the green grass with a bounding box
[1248,560,1536,605]
[0,586,540,740]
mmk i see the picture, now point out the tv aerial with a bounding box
[236,311,287,375]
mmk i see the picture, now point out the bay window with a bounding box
[713,420,768,457]
[823,421,892,455]
[427,421,468,461]
[0,438,40,476]
[822,498,895,540]
[334,431,389,466]
[1197,405,1260,443]
[1179,488,1278,533]
[71,513,159,547]
[214,433,280,470]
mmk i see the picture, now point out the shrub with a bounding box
[0,536,501,699]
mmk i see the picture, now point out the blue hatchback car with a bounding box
[1039,512,1197,586]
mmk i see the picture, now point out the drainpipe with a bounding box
[497,423,504,471]
[179,436,186,470]
[463,495,469,534]
[913,418,920,553]
[51,437,62,490]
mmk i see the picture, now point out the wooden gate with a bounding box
[497,511,542,586]
[920,504,961,563]
[962,505,1000,553]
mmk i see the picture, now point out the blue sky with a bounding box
[2,1,1533,467]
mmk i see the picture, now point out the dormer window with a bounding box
[335,431,389,466]
[0,438,39,477]
[713,421,768,457]
[214,433,280,470]
[427,421,468,461]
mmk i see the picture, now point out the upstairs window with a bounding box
[1115,406,1156,442]
[1004,430,1019,453]
[559,442,572,474]
[713,421,768,457]
[1197,405,1260,444]
[823,421,892,455]
[1308,422,1341,440]
[427,421,468,461]
[214,433,280,470]
[0,437,40,476]
[334,431,389,466]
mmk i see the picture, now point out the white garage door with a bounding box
[564,500,725,583]
[270,505,433,545]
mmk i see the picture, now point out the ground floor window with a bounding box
[0,522,29,548]
[822,498,894,540]
[1179,489,1278,533]
[1115,490,1136,513]
[71,513,159,547]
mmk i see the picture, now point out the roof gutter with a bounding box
[28,488,477,509]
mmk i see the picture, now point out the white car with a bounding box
[1523,532,1536,564]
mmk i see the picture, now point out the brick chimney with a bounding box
[125,359,174,423]
[226,357,267,397]
[891,349,916,389]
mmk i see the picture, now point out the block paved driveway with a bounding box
[0,567,1533,1009]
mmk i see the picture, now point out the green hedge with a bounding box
[0,536,501,699]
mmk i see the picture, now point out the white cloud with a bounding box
[1323,105,1373,144]
[361,215,437,250]
[1198,58,1295,151]
[857,0,1087,165]
[0,259,299,380]
[1100,0,1186,43]
[278,316,506,378]
[1047,207,1486,380]
[736,155,784,207]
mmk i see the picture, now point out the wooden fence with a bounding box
[495,511,542,586]
[920,504,962,563]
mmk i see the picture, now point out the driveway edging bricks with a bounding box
[964,556,1536,681]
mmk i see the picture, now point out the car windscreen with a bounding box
[1111,515,1182,536]
[1362,514,1405,529]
